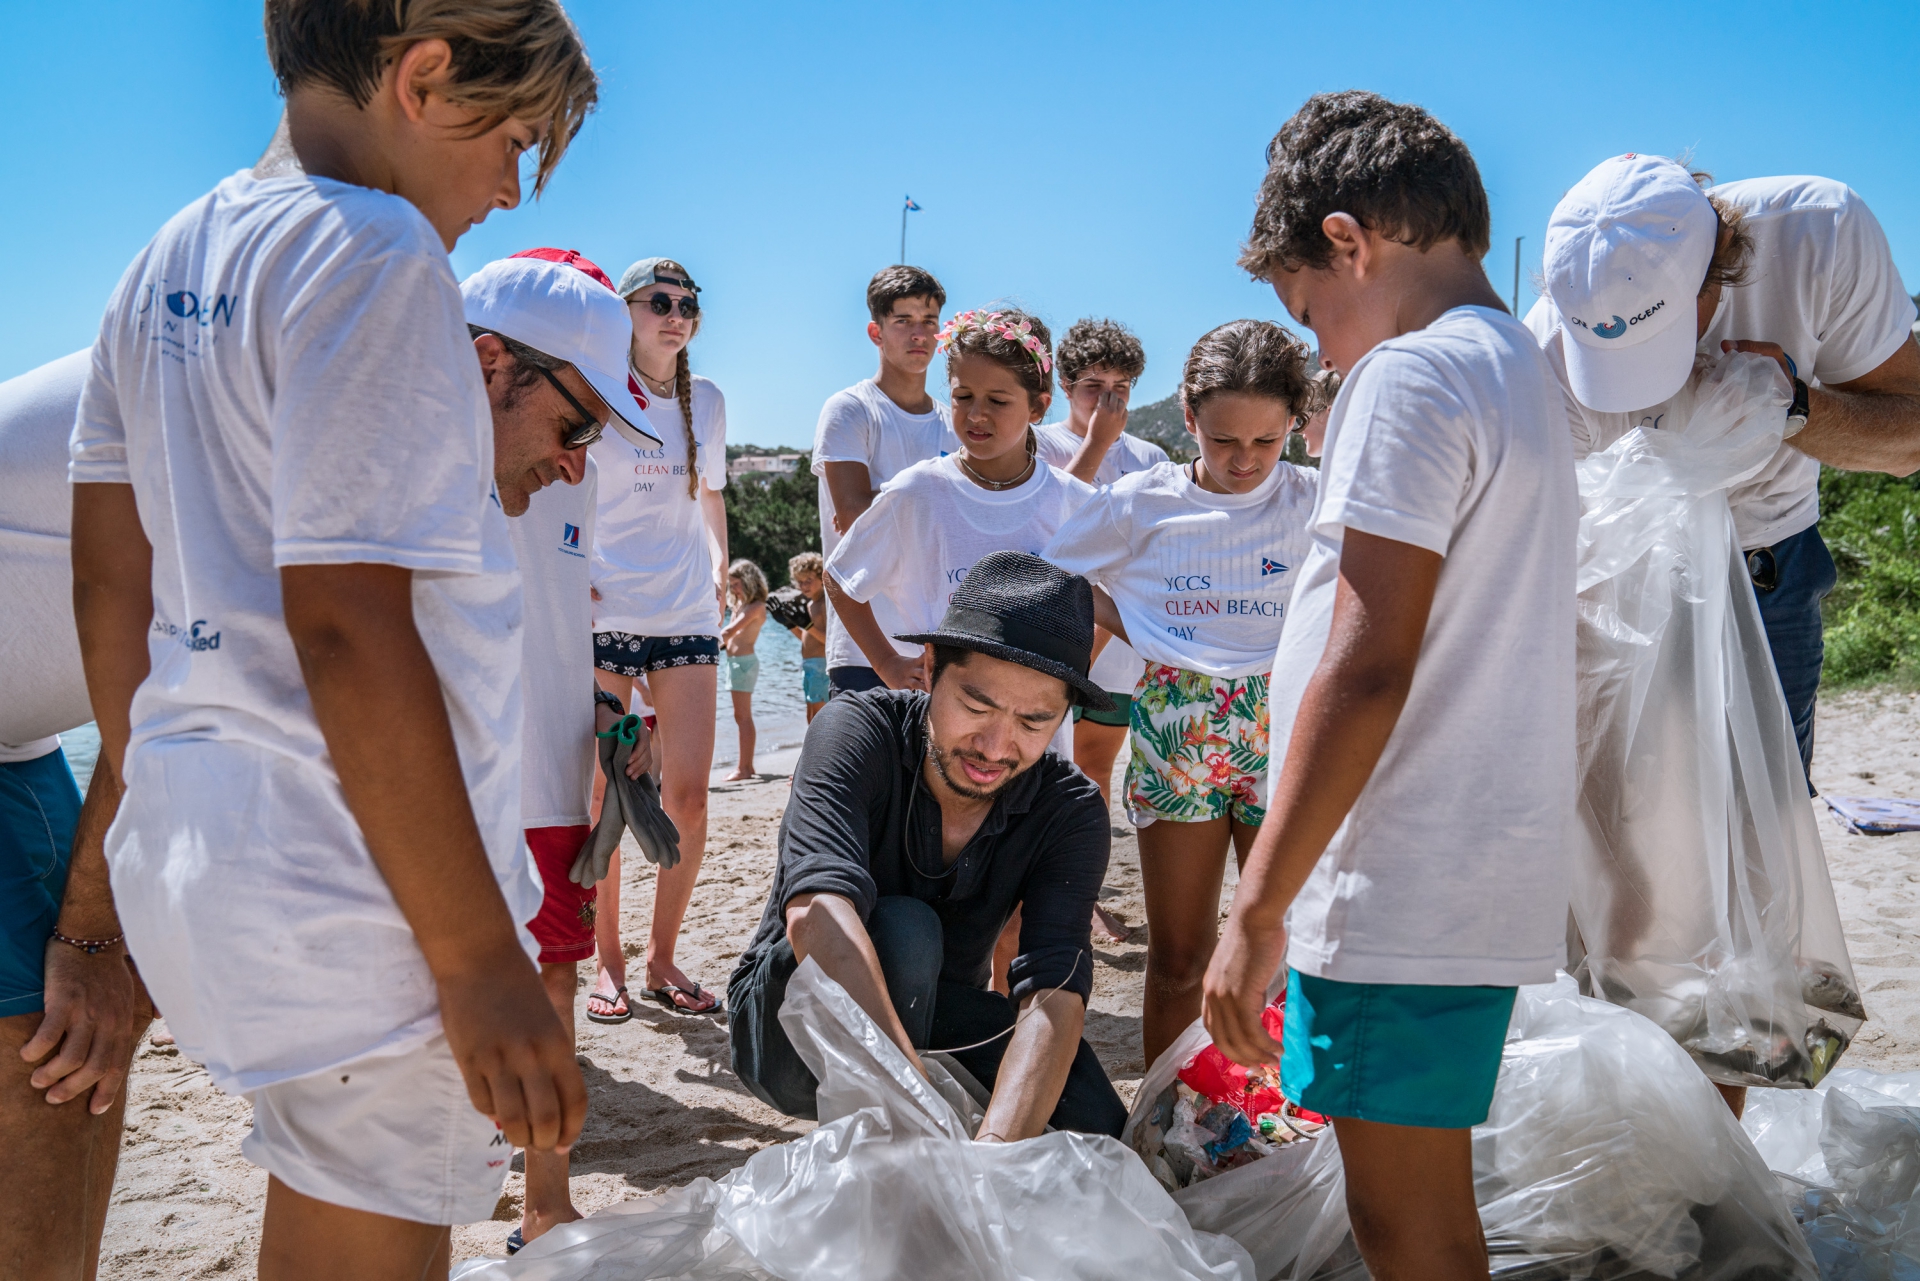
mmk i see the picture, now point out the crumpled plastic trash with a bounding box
[1124,975,1815,1279]
[572,713,680,885]
[1571,351,1865,1088]
[453,958,1254,1281]
[1744,1066,1920,1278]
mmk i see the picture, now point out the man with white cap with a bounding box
[1526,153,1920,778]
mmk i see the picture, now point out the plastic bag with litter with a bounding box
[1124,975,1815,1279]
[1571,351,1864,1089]
[453,957,1253,1281]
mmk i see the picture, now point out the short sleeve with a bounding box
[811,389,874,471]
[1319,347,1473,557]
[270,250,490,572]
[1043,486,1129,586]
[70,336,129,485]
[824,481,906,604]
[1811,192,1918,386]
[697,383,729,491]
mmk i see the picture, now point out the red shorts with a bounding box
[525,825,597,964]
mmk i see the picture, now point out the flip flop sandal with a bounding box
[640,982,720,1016]
[585,985,633,1025]
[506,1227,525,1256]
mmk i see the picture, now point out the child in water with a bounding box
[721,559,769,780]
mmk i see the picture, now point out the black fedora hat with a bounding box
[895,551,1115,711]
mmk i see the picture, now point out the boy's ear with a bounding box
[867,320,884,349]
[388,39,457,125]
[1182,404,1198,436]
[1321,212,1371,279]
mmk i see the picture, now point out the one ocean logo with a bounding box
[1592,315,1628,339]
[138,285,239,327]
[559,522,584,557]
[1261,557,1288,576]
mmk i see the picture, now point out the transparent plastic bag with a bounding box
[1124,977,1814,1279]
[1572,352,1864,1089]
[453,958,1253,1281]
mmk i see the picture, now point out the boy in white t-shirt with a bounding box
[1045,320,1321,1066]
[812,265,956,696]
[1202,93,1577,1280]
[67,10,600,1274]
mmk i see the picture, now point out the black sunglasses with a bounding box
[534,364,607,449]
[642,290,700,320]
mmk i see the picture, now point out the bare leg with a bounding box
[643,664,718,1010]
[258,1175,450,1281]
[588,669,632,1018]
[805,701,821,723]
[1138,815,1238,1066]
[0,1009,147,1281]
[1335,1117,1489,1281]
[520,963,582,1244]
[724,691,755,781]
[1714,1083,1747,1119]
[1071,719,1128,809]
[990,905,1022,996]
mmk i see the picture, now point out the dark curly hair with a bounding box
[943,308,1053,410]
[1055,318,1145,387]
[1181,320,1323,421]
[867,265,947,322]
[1239,91,1491,281]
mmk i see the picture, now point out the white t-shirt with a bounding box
[511,458,598,830]
[1526,176,1916,550]
[70,169,534,1094]
[811,379,954,670]
[1045,461,1319,680]
[588,375,727,637]
[1272,307,1576,988]
[1032,420,1170,694]
[1033,419,1170,486]
[0,351,92,762]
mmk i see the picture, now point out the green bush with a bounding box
[725,453,820,589]
[1820,465,1920,686]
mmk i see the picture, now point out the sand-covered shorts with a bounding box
[1125,663,1269,827]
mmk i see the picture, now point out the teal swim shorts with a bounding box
[1281,969,1515,1129]
[801,656,829,704]
[727,653,760,694]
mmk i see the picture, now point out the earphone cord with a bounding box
[925,948,1089,1054]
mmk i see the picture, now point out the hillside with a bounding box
[1114,393,1196,462]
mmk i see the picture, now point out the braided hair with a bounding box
[632,257,702,500]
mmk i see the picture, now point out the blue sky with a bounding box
[4,1,1914,447]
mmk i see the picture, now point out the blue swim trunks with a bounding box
[0,746,83,1018]
[801,656,829,704]
[1281,968,1516,1129]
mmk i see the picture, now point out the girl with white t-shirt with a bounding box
[1045,320,1324,1064]
[587,257,728,1018]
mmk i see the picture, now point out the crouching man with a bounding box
[728,552,1127,1141]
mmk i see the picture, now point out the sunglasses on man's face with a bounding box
[642,291,700,320]
[534,364,607,450]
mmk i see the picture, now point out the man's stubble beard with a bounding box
[925,726,1024,802]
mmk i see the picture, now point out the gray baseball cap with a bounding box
[615,257,700,299]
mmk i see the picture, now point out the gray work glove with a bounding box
[570,714,681,886]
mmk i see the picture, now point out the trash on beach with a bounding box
[1124,974,1816,1280]
[1744,1066,1920,1279]
[1825,795,1920,837]
[452,958,1253,1281]
[1570,351,1865,1089]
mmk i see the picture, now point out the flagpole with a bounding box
[900,204,907,265]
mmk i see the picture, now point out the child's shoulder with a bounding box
[1107,458,1185,498]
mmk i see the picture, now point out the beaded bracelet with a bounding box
[51,929,124,955]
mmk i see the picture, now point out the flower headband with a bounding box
[936,309,1053,376]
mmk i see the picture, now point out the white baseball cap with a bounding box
[1543,153,1718,413]
[460,256,662,448]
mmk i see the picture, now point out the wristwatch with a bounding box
[594,689,625,715]
[1785,377,1810,437]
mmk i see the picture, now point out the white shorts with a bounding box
[242,1032,509,1225]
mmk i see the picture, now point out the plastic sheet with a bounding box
[1123,976,1815,1279]
[1571,352,1864,1089]
[1744,1067,1920,1278]
[453,958,1253,1281]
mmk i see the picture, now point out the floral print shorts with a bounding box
[1125,663,1270,827]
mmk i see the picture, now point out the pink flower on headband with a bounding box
[937,308,1053,379]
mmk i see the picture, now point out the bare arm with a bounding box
[700,483,730,614]
[281,562,585,1153]
[977,989,1084,1143]
[1728,335,1920,476]
[1062,388,1130,486]
[821,460,877,536]
[1203,529,1441,1067]
[785,891,925,1075]
[824,572,928,690]
[1090,586,1129,646]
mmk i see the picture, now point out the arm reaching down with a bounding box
[821,460,878,535]
[1732,335,1920,476]
[977,988,1085,1143]
[785,891,926,1076]
[825,572,928,690]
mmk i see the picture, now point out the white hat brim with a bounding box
[577,361,662,448]
[1560,311,1698,414]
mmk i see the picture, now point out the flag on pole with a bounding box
[904,195,921,212]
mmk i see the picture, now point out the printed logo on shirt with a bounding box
[1261,557,1288,576]
[560,522,584,556]
[152,618,222,652]
[132,277,239,361]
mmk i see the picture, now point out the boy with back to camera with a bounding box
[67,4,598,1277]
[811,266,956,697]
[1202,92,1577,1281]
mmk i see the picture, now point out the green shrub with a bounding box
[1820,465,1920,686]
[725,453,820,589]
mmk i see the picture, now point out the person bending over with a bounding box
[728,553,1127,1140]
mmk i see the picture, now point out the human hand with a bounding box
[1201,915,1288,1069]
[878,649,931,692]
[624,715,654,779]
[590,586,602,603]
[1721,340,1796,386]
[22,941,147,1113]
[437,956,587,1153]
[1086,386,1129,451]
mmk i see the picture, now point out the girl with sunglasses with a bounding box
[586,257,729,1019]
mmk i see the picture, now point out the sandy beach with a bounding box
[90,687,1920,1278]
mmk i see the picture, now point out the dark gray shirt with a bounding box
[729,689,1109,1004]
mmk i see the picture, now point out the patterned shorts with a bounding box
[1125,663,1270,827]
[592,631,721,677]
